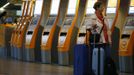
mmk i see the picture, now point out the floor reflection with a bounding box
[0,58,73,75]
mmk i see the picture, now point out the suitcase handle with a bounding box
[93,33,96,48]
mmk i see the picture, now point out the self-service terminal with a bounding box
[119,17,134,73]
[24,16,40,61]
[41,0,69,64]
[58,17,73,46]
[57,16,74,65]
[41,17,56,63]
[57,0,87,65]
[10,1,29,59]
[12,0,35,60]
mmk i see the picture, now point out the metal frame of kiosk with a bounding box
[41,0,69,64]
[119,17,134,73]
[10,0,30,59]
[25,0,52,62]
[110,0,130,70]
[57,0,88,65]
[15,0,35,60]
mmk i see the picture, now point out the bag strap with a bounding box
[99,24,104,34]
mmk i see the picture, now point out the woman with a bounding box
[89,1,112,57]
[89,1,118,75]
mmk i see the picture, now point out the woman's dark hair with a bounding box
[93,1,103,10]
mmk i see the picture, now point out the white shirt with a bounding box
[88,15,111,43]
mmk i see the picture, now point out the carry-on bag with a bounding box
[74,44,91,75]
[92,44,105,75]
[91,31,105,75]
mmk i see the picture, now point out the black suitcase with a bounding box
[104,57,118,75]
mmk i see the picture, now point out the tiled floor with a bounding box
[0,58,133,75]
[0,58,73,75]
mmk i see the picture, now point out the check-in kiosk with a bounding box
[119,17,134,73]
[57,1,78,65]
[24,16,40,60]
[41,16,56,63]
[25,0,52,62]
[10,0,28,58]
[109,0,130,70]
[41,0,69,64]
[42,17,56,45]
[14,0,35,60]
[58,16,74,47]
[57,0,88,65]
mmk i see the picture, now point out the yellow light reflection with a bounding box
[130,0,134,6]
[107,0,117,8]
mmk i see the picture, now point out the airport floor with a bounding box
[0,58,73,75]
[0,58,133,75]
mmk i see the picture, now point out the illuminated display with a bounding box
[124,17,134,30]
[125,18,134,26]
[46,17,56,25]
[64,17,73,25]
